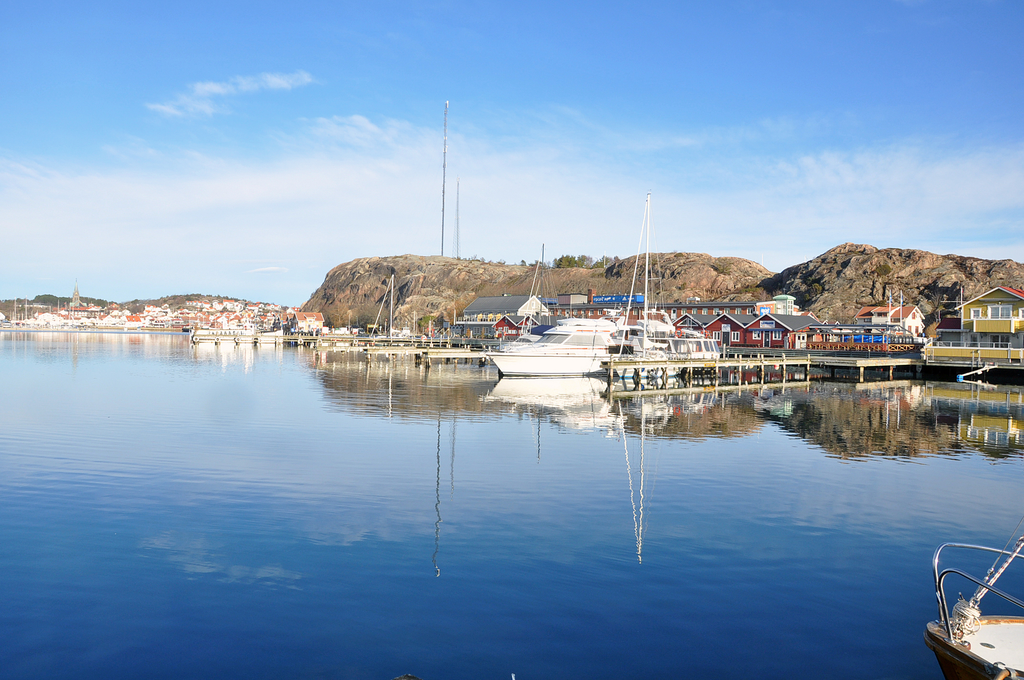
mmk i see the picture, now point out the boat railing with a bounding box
[932,542,1024,639]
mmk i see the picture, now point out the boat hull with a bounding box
[485,350,608,377]
[925,619,1024,680]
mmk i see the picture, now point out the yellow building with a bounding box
[928,286,1024,363]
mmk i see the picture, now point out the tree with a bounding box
[553,254,594,268]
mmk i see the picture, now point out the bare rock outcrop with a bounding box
[759,243,1024,325]
[302,245,1024,331]
[606,252,772,302]
[301,253,773,328]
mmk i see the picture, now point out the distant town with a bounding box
[0,284,290,333]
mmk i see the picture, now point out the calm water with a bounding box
[1,332,1023,680]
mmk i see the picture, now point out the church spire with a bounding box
[71,280,81,308]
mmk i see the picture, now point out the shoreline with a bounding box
[0,327,190,336]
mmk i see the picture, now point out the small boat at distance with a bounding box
[926,528,1024,679]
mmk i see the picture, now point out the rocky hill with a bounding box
[302,253,772,328]
[760,243,1024,330]
[302,245,1024,332]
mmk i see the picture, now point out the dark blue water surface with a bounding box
[1,332,1023,680]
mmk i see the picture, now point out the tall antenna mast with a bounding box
[441,100,448,257]
[454,177,460,259]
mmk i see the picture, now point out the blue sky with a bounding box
[2,1,1022,304]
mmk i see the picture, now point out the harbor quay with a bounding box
[182,327,1024,389]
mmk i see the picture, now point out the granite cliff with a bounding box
[760,243,1024,330]
[301,253,772,328]
[302,245,1024,332]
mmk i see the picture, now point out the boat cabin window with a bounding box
[564,333,606,347]
[535,334,569,345]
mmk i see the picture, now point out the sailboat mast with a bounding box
[389,274,395,339]
[529,244,545,299]
[643,193,651,342]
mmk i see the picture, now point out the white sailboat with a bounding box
[608,194,721,362]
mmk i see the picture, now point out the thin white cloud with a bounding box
[1,115,1022,303]
[146,70,313,117]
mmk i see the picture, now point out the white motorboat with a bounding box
[485,318,618,377]
[667,329,721,360]
[926,528,1024,679]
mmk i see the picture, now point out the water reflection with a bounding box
[619,401,647,564]
[484,377,615,432]
[6,334,1024,680]
[307,353,1024,461]
[311,351,499,421]
[433,412,442,577]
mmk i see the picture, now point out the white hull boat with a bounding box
[486,319,617,377]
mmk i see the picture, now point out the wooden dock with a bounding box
[189,331,1024,389]
[190,331,494,366]
[603,352,926,396]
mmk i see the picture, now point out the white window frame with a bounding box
[773,330,782,340]
[731,331,740,342]
[970,308,982,319]
[990,305,1012,319]
[712,331,721,340]
[752,330,761,340]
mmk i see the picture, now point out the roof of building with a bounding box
[959,286,1024,308]
[495,315,530,326]
[294,311,324,321]
[854,305,919,318]
[463,295,540,314]
[711,313,758,327]
[675,313,718,327]
[936,317,963,330]
[756,313,819,330]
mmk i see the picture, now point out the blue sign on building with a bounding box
[591,295,644,305]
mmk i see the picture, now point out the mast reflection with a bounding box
[305,354,1024,463]
[619,402,647,564]
[433,411,442,577]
